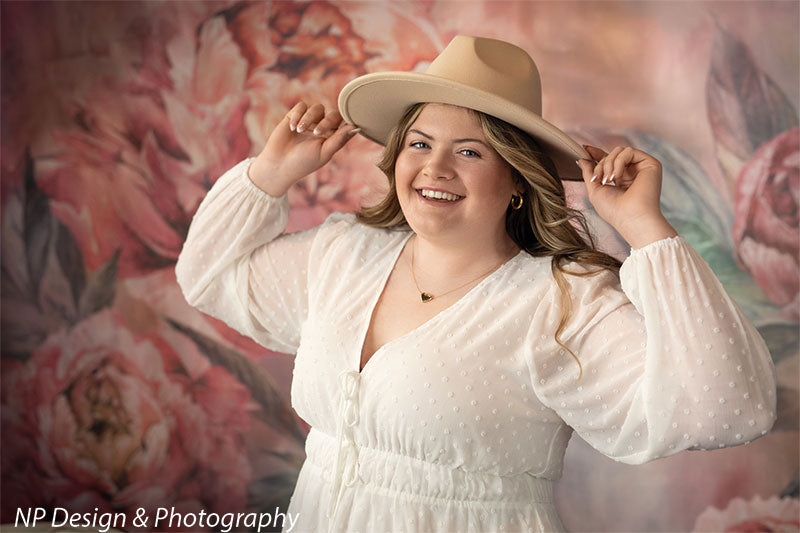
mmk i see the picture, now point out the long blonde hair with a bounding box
[356,103,621,378]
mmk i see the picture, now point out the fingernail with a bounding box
[608,181,617,187]
[313,128,321,135]
[297,123,305,133]
[601,175,607,185]
[348,127,362,135]
[608,172,615,183]
[575,160,582,168]
[289,123,295,132]
[590,174,598,183]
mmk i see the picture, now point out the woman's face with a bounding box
[394,104,519,246]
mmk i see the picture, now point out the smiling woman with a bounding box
[175,35,777,532]
[394,105,518,251]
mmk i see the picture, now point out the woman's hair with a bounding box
[356,103,622,378]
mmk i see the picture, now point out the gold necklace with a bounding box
[409,236,510,303]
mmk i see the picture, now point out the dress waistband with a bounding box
[304,427,554,506]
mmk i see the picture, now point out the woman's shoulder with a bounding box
[512,251,619,279]
[317,211,409,236]
[509,252,623,303]
[310,211,410,253]
[303,211,410,284]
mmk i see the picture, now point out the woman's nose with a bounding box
[422,151,455,180]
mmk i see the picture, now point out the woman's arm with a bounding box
[175,102,358,352]
[174,158,304,352]
[529,147,777,464]
[529,239,776,464]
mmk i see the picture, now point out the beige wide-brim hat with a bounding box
[338,35,590,181]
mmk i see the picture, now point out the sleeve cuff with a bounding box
[626,234,686,258]
[242,157,288,201]
[619,235,690,314]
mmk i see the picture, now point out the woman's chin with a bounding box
[406,217,454,238]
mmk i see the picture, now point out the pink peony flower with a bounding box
[732,128,800,321]
[33,4,254,278]
[28,0,395,279]
[693,495,800,532]
[217,1,398,232]
[1,309,256,525]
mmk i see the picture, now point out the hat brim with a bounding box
[338,72,589,181]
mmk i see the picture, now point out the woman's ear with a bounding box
[511,170,525,193]
[512,176,526,197]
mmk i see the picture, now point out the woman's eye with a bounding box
[460,148,480,157]
[410,141,429,149]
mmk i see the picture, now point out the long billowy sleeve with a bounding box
[175,157,332,354]
[529,236,777,464]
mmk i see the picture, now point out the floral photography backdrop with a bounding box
[1,1,798,531]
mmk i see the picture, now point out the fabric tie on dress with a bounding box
[326,369,363,530]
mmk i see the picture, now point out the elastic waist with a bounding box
[304,428,554,506]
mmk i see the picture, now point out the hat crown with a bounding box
[425,35,542,114]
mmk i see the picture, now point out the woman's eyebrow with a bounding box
[408,129,488,147]
[408,128,432,139]
[453,137,488,147]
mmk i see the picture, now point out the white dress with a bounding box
[175,158,777,533]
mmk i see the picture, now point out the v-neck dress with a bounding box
[176,158,777,532]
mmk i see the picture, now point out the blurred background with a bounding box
[2,1,798,531]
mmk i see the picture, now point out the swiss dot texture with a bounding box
[175,158,777,533]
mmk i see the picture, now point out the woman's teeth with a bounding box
[419,189,462,201]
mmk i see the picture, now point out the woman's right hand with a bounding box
[247,101,360,196]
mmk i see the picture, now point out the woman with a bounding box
[176,36,776,532]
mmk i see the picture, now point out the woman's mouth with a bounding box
[417,188,463,202]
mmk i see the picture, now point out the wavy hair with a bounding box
[356,103,621,378]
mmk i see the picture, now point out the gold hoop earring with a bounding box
[510,194,524,210]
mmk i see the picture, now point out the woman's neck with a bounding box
[410,231,519,282]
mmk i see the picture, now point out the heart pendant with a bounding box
[420,292,434,303]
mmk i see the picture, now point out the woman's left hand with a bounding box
[577,145,678,248]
